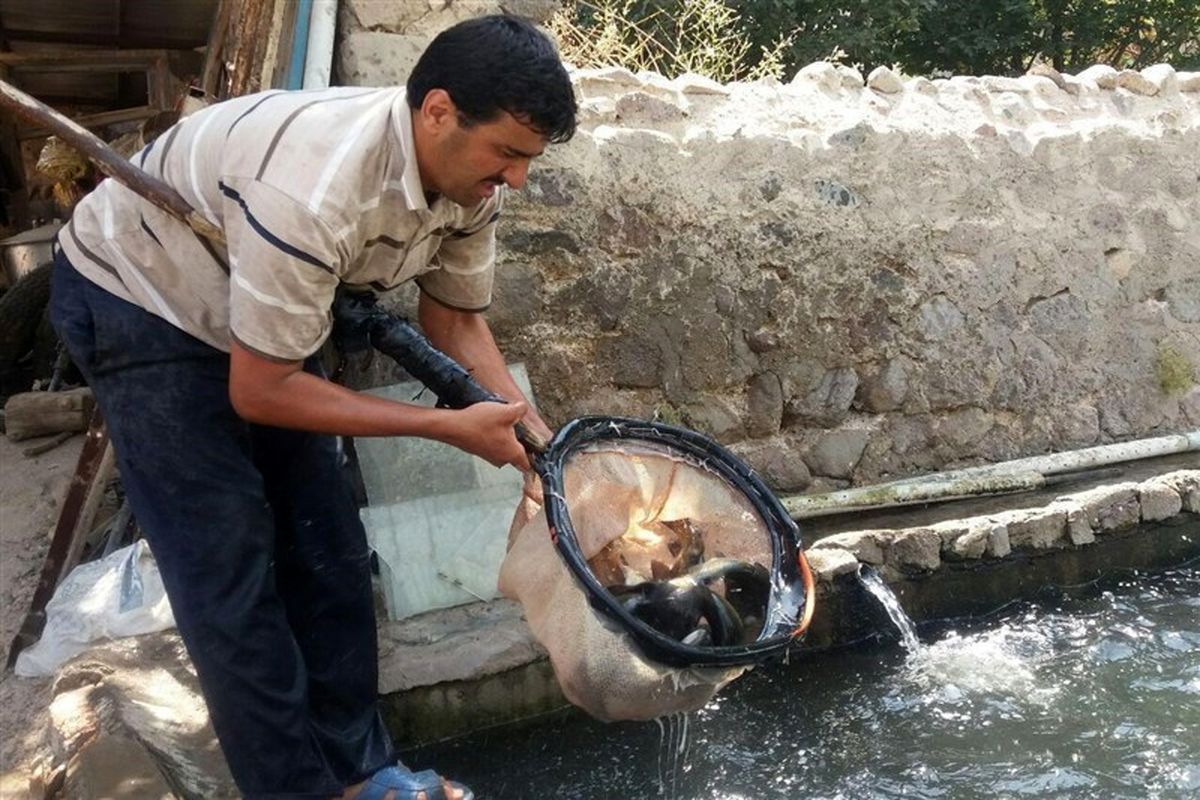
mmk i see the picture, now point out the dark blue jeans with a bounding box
[49,249,394,799]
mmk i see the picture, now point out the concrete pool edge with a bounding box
[379,468,1199,748]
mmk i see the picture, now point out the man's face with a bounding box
[415,90,547,207]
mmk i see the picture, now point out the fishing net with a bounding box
[500,418,812,721]
[333,294,814,721]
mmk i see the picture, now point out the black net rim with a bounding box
[535,416,809,668]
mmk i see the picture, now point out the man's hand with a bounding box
[442,401,531,471]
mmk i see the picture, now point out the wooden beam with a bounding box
[0,29,203,49]
[0,49,174,69]
[17,105,157,140]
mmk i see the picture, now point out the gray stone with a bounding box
[856,358,909,412]
[948,523,991,560]
[615,91,687,123]
[1071,484,1142,532]
[341,0,430,32]
[1159,471,1200,512]
[1180,72,1200,92]
[1000,508,1068,550]
[1050,501,1096,545]
[746,372,784,437]
[1054,404,1100,446]
[1117,69,1159,95]
[1077,64,1118,89]
[867,66,904,94]
[917,295,965,341]
[986,523,1011,557]
[1164,278,1200,323]
[805,547,859,582]
[499,0,559,22]
[887,528,942,572]
[1181,387,1200,425]
[804,428,871,479]
[488,262,543,334]
[811,531,885,565]
[933,407,995,450]
[730,438,812,492]
[684,396,743,441]
[338,32,426,86]
[1137,480,1184,521]
[601,333,662,389]
[789,366,859,425]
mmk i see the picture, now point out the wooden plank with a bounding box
[0,49,172,68]
[200,0,234,100]
[5,411,115,669]
[17,105,157,139]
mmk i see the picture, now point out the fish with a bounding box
[609,558,771,647]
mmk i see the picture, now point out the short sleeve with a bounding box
[416,192,502,311]
[219,177,343,361]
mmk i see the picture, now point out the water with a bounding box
[406,565,1200,799]
[859,568,922,652]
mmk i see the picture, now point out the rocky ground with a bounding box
[0,433,83,798]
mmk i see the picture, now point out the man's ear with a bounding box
[419,88,458,135]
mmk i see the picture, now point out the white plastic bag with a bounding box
[15,540,176,677]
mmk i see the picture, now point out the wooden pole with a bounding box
[0,78,225,246]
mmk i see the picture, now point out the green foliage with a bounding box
[734,0,1200,76]
[1156,344,1196,395]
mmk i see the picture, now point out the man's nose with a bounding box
[502,160,530,190]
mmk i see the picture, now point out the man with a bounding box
[49,15,576,800]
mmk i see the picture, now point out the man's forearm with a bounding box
[418,294,550,434]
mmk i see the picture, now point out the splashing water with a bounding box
[655,712,693,798]
[858,568,921,652]
[409,565,1200,800]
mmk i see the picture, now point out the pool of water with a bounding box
[407,564,1200,799]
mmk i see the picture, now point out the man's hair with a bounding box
[406,15,577,144]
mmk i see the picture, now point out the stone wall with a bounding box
[337,3,1200,492]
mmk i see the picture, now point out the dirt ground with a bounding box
[0,432,85,797]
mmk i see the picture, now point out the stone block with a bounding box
[1137,480,1184,521]
[1158,470,1200,513]
[986,522,1011,558]
[338,32,426,86]
[856,358,909,412]
[1049,500,1096,545]
[614,91,688,123]
[811,530,885,565]
[1180,72,1200,92]
[731,437,812,492]
[791,61,842,91]
[804,428,871,479]
[1141,64,1178,94]
[1077,64,1118,89]
[1116,69,1158,95]
[999,508,1069,550]
[746,371,783,437]
[1069,483,1142,533]
[684,395,743,441]
[805,547,859,583]
[887,528,942,572]
[867,66,904,94]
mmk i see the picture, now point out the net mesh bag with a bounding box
[499,437,787,721]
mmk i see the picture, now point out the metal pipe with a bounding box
[302,0,338,90]
[287,0,314,90]
[783,429,1200,519]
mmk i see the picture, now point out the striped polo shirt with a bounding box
[59,86,503,362]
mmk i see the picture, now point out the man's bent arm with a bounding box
[417,290,553,443]
[228,340,530,469]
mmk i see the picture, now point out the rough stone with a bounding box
[811,531,885,565]
[804,428,871,479]
[949,522,991,560]
[805,547,859,582]
[338,32,426,86]
[683,395,743,441]
[1054,403,1100,446]
[731,437,812,492]
[791,61,842,92]
[1077,64,1118,89]
[1137,479,1184,521]
[788,366,859,425]
[917,295,965,341]
[933,407,995,450]
[856,358,909,412]
[998,508,1069,550]
[1070,484,1142,532]
[867,65,904,94]
[1181,72,1200,92]
[746,371,784,437]
[614,91,687,123]
[1158,470,1200,512]
[1048,500,1097,545]
[1141,63,1178,94]
[1116,69,1159,96]
[887,528,942,572]
[986,522,1012,557]
[1181,387,1200,425]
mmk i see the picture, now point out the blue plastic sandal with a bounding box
[357,764,475,800]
